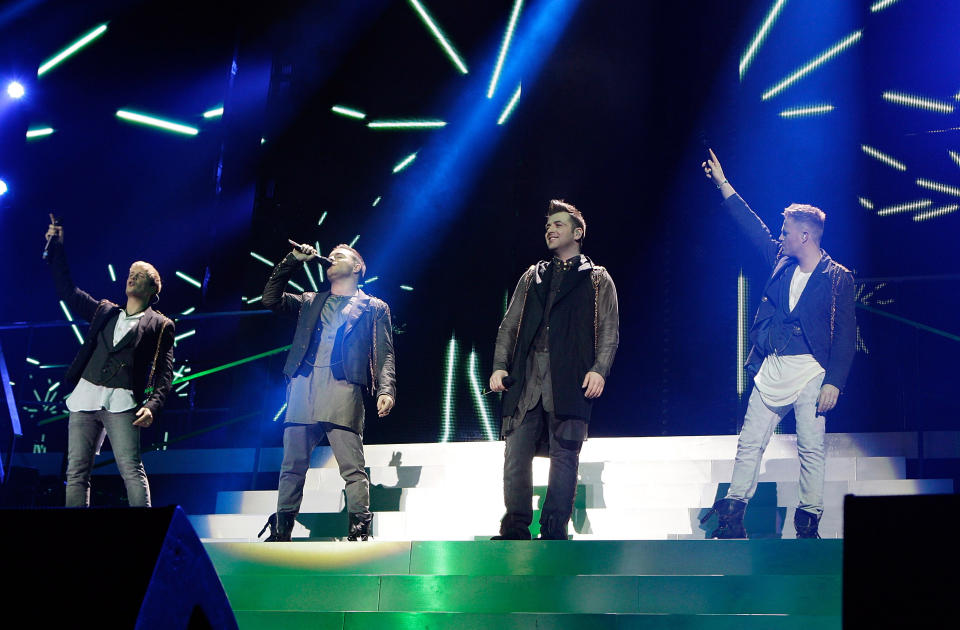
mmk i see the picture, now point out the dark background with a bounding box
[1,0,957,469]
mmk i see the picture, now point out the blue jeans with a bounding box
[725,374,826,515]
[65,409,151,507]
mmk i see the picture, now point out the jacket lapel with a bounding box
[552,255,592,306]
[342,291,372,338]
[790,252,831,314]
[302,291,330,334]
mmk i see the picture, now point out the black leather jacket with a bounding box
[262,253,397,401]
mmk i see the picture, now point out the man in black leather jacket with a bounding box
[262,243,396,541]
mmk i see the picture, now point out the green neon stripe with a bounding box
[856,303,960,342]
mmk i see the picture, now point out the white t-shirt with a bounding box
[753,266,825,407]
[66,309,145,413]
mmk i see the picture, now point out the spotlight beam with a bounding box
[487,0,525,98]
[739,0,788,81]
[116,110,198,136]
[761,30,862,101]
[408,0,469,75]
[38,24,108,76]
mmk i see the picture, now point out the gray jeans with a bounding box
[65,409,151,507]
[725,373,826,515]
[277,422,370,517]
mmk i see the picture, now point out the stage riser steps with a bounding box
[205,541,841,629]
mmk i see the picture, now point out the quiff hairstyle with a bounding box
[546,199,587,244]
[130,261,162,295]
[782,204,825,244]
[331,244,367,278]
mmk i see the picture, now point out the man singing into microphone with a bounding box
[489,200,619,540]
[262,242,396,541]
[45,222,175,507]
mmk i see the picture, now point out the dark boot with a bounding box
[347,512,373,541]
[794,508,821,539]
[700,499,748,539]
[261,511,295,542]
[492,514,532,540]
[537,512,570,540]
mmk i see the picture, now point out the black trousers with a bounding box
[500,400,583,538]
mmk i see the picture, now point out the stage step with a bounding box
[205,540,841,629]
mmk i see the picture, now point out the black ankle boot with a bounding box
[794,508,821,539]
[261,511,295,542]
[537,513,570,540]
[347,512,373,541]
[701,499,748,539]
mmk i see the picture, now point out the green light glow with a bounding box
[38,23,108,76]
[202,107,224,118]
[317,211,328,226]
[180,306,196,316]
[441,335,458,442]
[408,0,469,74]
[497,83,522,125]
[315,243,324,283]
[739,0,787,81]
[737,271,750,398]
[59,301,73,322]
[400,285,414,291]
[467,349,497,440]
[250,252,274,267]
[761,30,862,100]
[47,382,60,394]
[288,280,305,292]
[331,105,366,119]
[349,235,360,248]
[26,357,40,365]
[272,402,288,422]
[246,295,263,304]
[367,120,447,129]
[779,104,833,118]
[26,128,55,139]
[882,91,954,114]
[116,110,199,136]
[303,264,318,291]
[175,270,202,289]
[70,325,83,345]
[365,276,379,284]
[917,177,960,197]
[174,329,196,343]
[108,264,116,282]
[372,196,382,206]
[861,144,907,171]
[392,152,418,173]
[488,0,524,98]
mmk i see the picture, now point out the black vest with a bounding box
[81,313,138,389]
[763,266,814,356]
[502,263,597,421]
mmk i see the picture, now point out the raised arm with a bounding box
[703,148,781,268]
[44,223,99,322]
[262,246,313,315]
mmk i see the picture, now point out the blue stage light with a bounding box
[0,180,7,195]
[6,81,25,99]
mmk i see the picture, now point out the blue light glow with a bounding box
[739,0,787,81]
[38,24,108,76]
[0,180,7,196]
[882,91,954,114]
[761,30,862,100]
[408,0,469,74]
[116,110,199,136]
[497,83,522,125]
[861,144,907,171]
[6,81,25,99]
[488,0,525,98]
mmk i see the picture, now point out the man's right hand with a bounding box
[489,370,509,393]
[46,222,63,245]
[291,243,318,261]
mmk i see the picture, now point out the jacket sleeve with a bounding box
[46,240,99,322]
[590,269,620,379]
[142,318,176,415]
[824,269,856,391]
[373,303,397,401]
[722,194,782,268]
[492,268,533,373]
[262,252,305,315]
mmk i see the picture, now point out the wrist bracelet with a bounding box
[716,179,729,189]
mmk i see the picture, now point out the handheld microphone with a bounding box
[482,375,515,396]
[288,239,332,266]
[43,213,60,262]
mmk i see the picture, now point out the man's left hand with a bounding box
[133,407,154,427]
[582,372,606,399]
[377,394,395,417]
[817,384,840,414]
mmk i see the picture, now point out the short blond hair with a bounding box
[782,204,825,243]
[130,261,162,295]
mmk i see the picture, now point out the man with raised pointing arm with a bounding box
[262,241,396,542]
[700,149,856,539]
